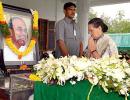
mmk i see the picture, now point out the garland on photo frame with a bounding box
[0,2,39,59]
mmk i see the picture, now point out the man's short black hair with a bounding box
[64,2,76,10]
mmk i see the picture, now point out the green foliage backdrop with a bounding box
[89,9,130,33]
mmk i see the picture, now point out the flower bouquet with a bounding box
[31,54,130,100]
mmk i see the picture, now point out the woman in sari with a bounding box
[85,18,118,59]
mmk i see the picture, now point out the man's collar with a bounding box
[19,46,26,51]
[64,17,75,24]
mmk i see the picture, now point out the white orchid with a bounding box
[125,68,130,76]
[33,54,130,98]
[88,75,99,85]
[120,86,129,96]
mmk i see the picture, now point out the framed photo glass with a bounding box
[2,4,39,65]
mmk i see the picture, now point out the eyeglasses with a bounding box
[14,27,27,33]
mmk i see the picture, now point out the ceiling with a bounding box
[90,0,130,7]
[62,0,130,7]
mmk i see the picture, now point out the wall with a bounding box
[55,0,77,21]
[2,0,89,49]
[2,0,78,21]
[3,0,57,20]
[77,0,89,49]
[2,0,130,51]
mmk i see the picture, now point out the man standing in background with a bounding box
[55,2,83,58]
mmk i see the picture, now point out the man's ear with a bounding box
[9,28,15,36]
[9,28,13,36]
[64,9,66,14]
[9,28,16,40]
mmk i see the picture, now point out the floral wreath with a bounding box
[0,2,39,59]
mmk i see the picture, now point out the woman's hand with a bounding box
[88,37,96,52]
[88,36,100,59]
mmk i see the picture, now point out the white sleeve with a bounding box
[109,38,118,56]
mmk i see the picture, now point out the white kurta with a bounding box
[4,45,34,61]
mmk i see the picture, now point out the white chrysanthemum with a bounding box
[49,54,54,58]
[112,69,126,82]
[124,68,130,76]
[89,76,98,85]
[33,64,42,70]
[120,86,129,96]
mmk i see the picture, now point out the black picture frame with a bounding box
[1,3,39,66]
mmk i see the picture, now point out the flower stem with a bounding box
[87,84,95,100]
[125,95,127,100]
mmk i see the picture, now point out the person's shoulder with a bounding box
[56,18,65,25]
[103,34,111,39]
[104,34,116,45]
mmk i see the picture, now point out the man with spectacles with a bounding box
[4,17,34,61]
[9,17,28,49]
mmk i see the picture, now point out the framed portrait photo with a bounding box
[1,4,39,65]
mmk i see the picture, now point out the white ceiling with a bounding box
[62,0,130,6]
[90,0,130,7]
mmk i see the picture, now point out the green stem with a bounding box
[125,95,127,100]
[87,84,95,100]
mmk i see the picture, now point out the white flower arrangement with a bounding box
[34,55,89,85]
[33,54,130,99]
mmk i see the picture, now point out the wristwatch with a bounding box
[91,50,97,54]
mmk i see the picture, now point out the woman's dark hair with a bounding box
[88,18,108,32]
[64,2,76,10]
